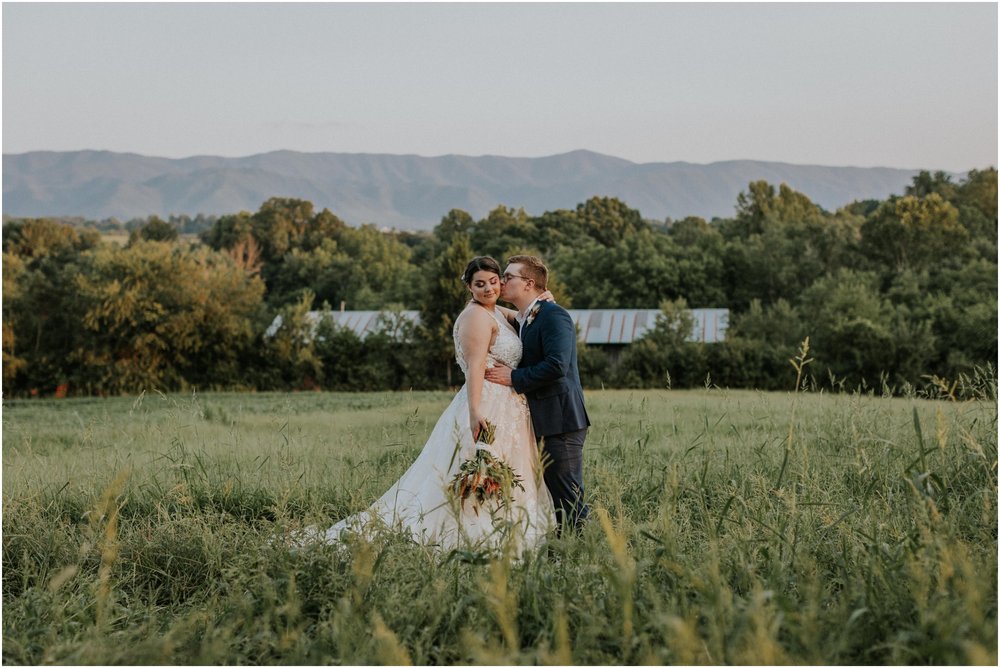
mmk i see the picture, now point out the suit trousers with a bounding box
[539,428,590,535]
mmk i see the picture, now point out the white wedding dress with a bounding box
[314,307,555,553]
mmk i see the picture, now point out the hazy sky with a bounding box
[3,2,997,171]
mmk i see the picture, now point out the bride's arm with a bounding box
[457,308,495,441]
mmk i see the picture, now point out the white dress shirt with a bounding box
[516,297,541,336]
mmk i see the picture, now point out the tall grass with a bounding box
[3,377,996,664]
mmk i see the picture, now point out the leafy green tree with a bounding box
[550,238,622,308]
[418,233,474,385]
[200,211,255,251]
[711,299,804,390]
[166,213,218,235]
[951,168,998,259]
[267,224,420,309]
[127,216,178,245]
[923,258,998,377]
[726,180,779,238]
[251,197,317,263]
[861,194,968,274]
[394,228,438,267]
[906,170,957,201]
[954,168,998,223]
[71,241,265,393]
[201,197,342,264]
[882,269,940,385]
[796,269,895,387]
[575,196,648,247]
[201,198,419,309]
[706,337,787,391]
[336,224,421,307]
[3,256,84,394]
[552,230,685,308]
[2,218,100,259]
[528,208,585,253]
[256,292,323,390]
[433,209,475,247]
[729,298,804,349]
[494,197,648,257]
[469,206,534,259]
[2,253,28,387]
[316,306,430,391]
[2,219,100,394]
[842,199,882,218]
[300,208,349,252]
[721,183,863,310]
[576,343,611,389]
[312,313,368,390]
[667,217,727,307]
[266,238,350,307]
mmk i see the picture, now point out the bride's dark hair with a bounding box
[462,256,502,285]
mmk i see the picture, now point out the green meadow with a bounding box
[2,385,996,665]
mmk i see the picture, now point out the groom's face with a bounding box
[501,263,530,303]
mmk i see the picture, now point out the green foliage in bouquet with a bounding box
[449,420,525,514]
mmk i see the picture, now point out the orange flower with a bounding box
[448,430,525,515]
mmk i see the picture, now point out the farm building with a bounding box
[267,308,729,347]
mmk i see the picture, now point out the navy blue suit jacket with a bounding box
[511,301,590,438]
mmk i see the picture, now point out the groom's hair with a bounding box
[506,255,548,291]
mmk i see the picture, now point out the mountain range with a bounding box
[2,149,928,229]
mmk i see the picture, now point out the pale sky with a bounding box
[2,2,997,171]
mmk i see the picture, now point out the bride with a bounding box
[307,256,555,553]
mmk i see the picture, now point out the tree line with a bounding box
[3,168,996,397]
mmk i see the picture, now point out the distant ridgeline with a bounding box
[266,309,730,344]
[2,149,929,227]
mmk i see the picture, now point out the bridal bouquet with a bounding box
[449,420,525,515]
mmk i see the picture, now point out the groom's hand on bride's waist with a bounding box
[485,363,513,386]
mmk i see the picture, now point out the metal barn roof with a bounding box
[567,309,729,344]
[268,308,728,343]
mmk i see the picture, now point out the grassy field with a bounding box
[2,385,996,665]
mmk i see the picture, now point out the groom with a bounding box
[486,254,591,534]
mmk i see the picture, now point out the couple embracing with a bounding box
[315,254,589,553]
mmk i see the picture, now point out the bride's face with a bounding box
[468,270,501,305]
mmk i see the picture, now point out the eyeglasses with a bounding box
[502,272,531,283]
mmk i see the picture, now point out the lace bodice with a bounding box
[453,307,521,376]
